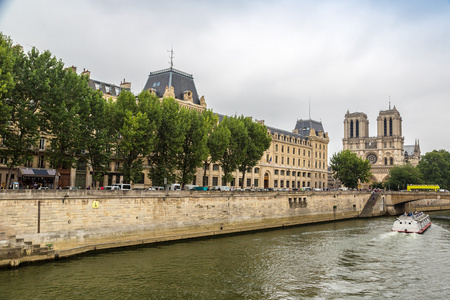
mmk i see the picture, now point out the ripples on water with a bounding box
[1,211,449,300]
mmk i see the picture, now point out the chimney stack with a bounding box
[81,68,91,77]
[120,78,131,89]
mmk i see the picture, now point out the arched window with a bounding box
[350,120,354,138]
[389,118,393,136]
[356,120,359,137]
[390,157,394,165]
[385,158,388,165]
[384,118,387,136]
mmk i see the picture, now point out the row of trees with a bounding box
[330,149,450,190]
[383,150,450,190]
[0,33,272,189]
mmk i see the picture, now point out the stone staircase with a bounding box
[359,192,382,217]
[0,232,54,267]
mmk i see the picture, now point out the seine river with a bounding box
[1,211,449,300]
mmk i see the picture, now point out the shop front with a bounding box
[19,168,56,189]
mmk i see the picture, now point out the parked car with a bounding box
[62,186,78,190]
[113,184,132,190]
[104,186,120,190]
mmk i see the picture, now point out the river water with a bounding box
[1,211,449,300]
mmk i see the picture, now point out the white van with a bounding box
[113,183,132,190]
[166,184,181,190]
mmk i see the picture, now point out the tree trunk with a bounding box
[6,166,13,189]
[202,160,209,187]
[241,168,246,189]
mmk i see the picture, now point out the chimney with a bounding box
[70,66,77,73]
[120,78,131,89]
[81,68,90,77]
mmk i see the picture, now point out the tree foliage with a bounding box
[237,116,271,189]
[330,150,372,189]
[384,164,423,191]
[147,97,185,186]
[177,109,218,187]
[203,119,230,186]
[418,149,450,190]
[0,43,59,188]
[215,116,248,185]
[111,90,159,184]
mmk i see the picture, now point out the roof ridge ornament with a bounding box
[168,46,174,69]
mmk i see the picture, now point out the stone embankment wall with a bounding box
[0,190,373,267]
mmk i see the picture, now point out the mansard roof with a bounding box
[216,114,310,141]
[88,79,130,97]
[143,67,200,105]
[294,119,325,137]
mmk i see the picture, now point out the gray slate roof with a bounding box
[294,119,325,137]
[88,79,129,97]
[143,68,200,105]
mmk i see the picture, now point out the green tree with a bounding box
[237,116,272,189]
[1,46,59,188]
[148,97,185,186]
[330,150,372,189]
[177,109,218,187]
[202,119,230,186]
[78,90,114,187]
[216,116,248,185]
[40,64,91,188]
[111,90,159,184]
[385,164,423,191]
[418,149,450,190]
[0,33,15,130]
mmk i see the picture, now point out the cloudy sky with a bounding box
[1,0,449,158]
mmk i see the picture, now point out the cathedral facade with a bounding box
[342,106,420,184]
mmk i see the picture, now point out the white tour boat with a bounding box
[391,211,431,234]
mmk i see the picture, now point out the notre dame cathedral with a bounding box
[343,106,420,184]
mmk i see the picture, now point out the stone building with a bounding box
[342,106,420,185]
[200,117,329,190]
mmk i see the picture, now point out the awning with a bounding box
[19,168,56,177]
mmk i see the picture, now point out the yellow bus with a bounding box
[406,184,440,191]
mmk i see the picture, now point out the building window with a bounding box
[247,178,251,187]
[213,164,219,171]
[213,177,218,186]
[287,147,290,154]
[275,144,278,151]
[287,157,289,165]
[115,161,120,171]
[356,120,359,137]
[281,146,284,153]
[286,181,289,188]
[286,171,290,176]
[254,179,258,187]
[385,158,388,165]
[350,120,354,138]
[280,170,285,175]
[39,138,45,150]
[275,156,278,164]
[280,180,284,188]
[390,157,393,165]
[281,157,284,164]
[254,168,259,173]
[274,180,278,188]
[389,118,393,136]
[275,169,279,175]
[38,156,45,168]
